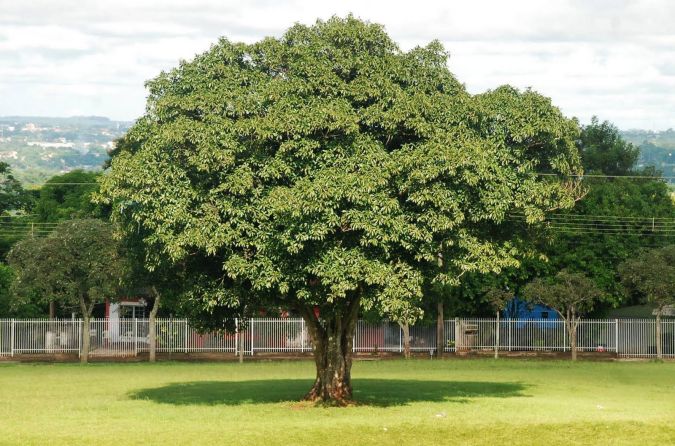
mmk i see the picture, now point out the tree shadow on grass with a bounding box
[129,379,527,407]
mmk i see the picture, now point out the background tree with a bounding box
[380,299,423,359]
[117,226,185,363]
[34,170,106,222]
[100,17,582,404]
[7,219,125,363]
[0,161,32,258]
[484,287,514,358]
[500,118,675,313]
[523,270,603,360]
[0,161,29,214]
[578,117,639,176]
[619,245,675,359]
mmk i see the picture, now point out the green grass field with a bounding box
[0,359,674,445]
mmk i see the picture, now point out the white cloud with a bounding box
[0,0,673,129]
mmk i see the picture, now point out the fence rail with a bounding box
[0,318,673,359]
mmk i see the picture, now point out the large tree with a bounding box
[100,17,582,403]
[7,219,125,363]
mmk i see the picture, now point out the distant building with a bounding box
[503,297,559,320]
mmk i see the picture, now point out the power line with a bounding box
[509,212,675,221]
[535,172,675,181]
[33,182,99,186]
[505,220,675,230]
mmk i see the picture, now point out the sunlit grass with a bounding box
[0,359,674,445]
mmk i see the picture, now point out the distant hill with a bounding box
[621,129,675,185]
[0,117,672,188]
[0,116,131,186]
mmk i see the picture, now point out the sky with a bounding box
[1,0,674,130]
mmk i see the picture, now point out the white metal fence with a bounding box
[0,318,673,358]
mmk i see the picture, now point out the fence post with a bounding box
[399,324,402,353]
[234,318,238,357]
[77,319,82,358]
[250,318,254,355]
[352,321,357,353]
[184,319,189,354]
[455,317,460,352]
[508,319,512,352]
[301,319,305,353]
[133,318,138,357]
[10,319,15,357]
[614,319,619,354]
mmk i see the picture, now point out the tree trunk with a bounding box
[495,311,500,359]
[49,301,56,319]
[398,322,411,359]
[239,336,244,363]
[81,313,90,364]
[436,301,444,358]
[656,311,662,360]
[301,297,360,405]
[149,287,161,363]
[79,297,93,364]
[568,320,578,361]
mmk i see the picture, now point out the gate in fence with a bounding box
[0,318,673,358]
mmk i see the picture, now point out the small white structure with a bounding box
[107,299,148,343]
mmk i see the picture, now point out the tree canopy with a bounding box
[462,118,675,316]
[619,245,675,313]
[34,170,105,222]
[578,117,639,176]
[100,16,583,402]
[618,244,674,358]
[0,162,29,214]
[7,219,125,362]
[523,269,603,360]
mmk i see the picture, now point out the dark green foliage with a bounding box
[523,269,603,360]
[34,170,106,222]
[579,117,639,175]
[484,287,514,313]
[7,219,125,317]
[619,245,675,312]
[523,270,603,318]
[469,119,675,314]
[0,162,30,214]
[543,119,674,306]
[618,245,675,358]
[101,16,581,323]
[0,162,32,260]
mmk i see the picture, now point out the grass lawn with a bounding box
[0,359,674,445]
